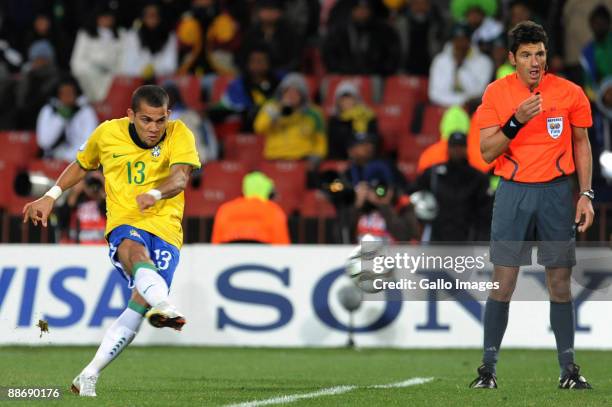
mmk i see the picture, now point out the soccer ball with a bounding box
[409,190,438,221]
[345,234,393,293]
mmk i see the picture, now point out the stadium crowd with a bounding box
[0,0,611,244]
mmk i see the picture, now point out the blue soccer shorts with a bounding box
[107,225,180,289]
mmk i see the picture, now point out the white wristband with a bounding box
[145,189,162,201]
[44,185,63,200]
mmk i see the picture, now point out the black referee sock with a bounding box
[482,298,510,374]
[550,301,575,375]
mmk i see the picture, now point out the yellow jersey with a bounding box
[76,117,201,248]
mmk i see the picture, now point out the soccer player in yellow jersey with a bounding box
[22,85,201,397]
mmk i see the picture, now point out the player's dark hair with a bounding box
[131,85,169,112]
[508,20,548,54]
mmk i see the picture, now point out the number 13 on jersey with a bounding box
[127,161,146,184]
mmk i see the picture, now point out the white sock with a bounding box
[133,263,168,307]
[82,307,144,376]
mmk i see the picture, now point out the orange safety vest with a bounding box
[212,197,290,244]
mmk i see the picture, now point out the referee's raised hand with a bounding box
[514,93,542,124]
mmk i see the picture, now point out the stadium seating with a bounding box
[209,75,235,104]
[301,189,336,218]
[374,104,414,152]
[0,159,16,210]
[383,75,429,107]
[214,118,242,141]
[158,75,204,111]
[223,133,264,169]
[184,160,247,219]
[0,132,39,236]
[420,104,446,136]
[0,131,39,163]
[304,74,320,102]
[28,159,70,180]
[398,133,439,163]
[318,160,349,174]
[258,160,307,215]
[299,189,337,243]
[93,76,144,122]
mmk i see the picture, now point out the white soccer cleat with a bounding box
[145,301,186,331]
[70,372,98,397]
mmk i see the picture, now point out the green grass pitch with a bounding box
[1,347,611,406]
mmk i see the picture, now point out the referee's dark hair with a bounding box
[131,85,169,112]
[508,20,548,54]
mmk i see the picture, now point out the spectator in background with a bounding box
[0,38,22,76]
[391,0,447,76]
[346,158,419,243]
[57,171,107,244]
[70,3,123,102]
[36,76,99,162]
[212,171,290,244]
[507,0,539,28]
[327,81,378,160]
[343,128,409,196]
[254,73,326,163]
[15,40,60,129]
[283,0,322,45]
[118,3,178,80]
[323,0,401,75]
[204,1,242,75]
[581,5,612,100]
[562,0,612,84]
[451,0,503,55]
[177,0,243,75]
[326,0,389,30]
[417,105,471,174]
[164,81,218,163]
[490,34,514,82]
[24,12,70,70]
[220,44,280,132]
[0,36,22,129]
[428,23,493,107]
[415,131,492,241]
[241,0,300,73]
[176,0,219,75]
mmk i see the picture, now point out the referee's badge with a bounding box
[547,117,563,139]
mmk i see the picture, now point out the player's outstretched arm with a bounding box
[22,161,88,227]
[136,164,193,212]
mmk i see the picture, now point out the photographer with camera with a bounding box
[57,171,107,244]
[349,162,419,243]
[343,132,419,243]
[254,72,326,166]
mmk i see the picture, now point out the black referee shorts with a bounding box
[490,177,576,268]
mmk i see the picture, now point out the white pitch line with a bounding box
[225,385,357,407]
[370,377,434,389]
[225,377,433,407]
